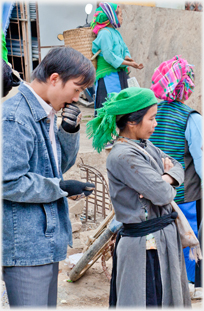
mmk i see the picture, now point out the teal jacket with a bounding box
[92,27,131,69]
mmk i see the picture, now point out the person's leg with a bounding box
[195,219,203,287]
[146,250,157,306]
[95,71,128,117]
[118,70,129,89]
[154,251,162,306]
[94,78,107,114]
[103,72,122,149]
[3,262,59,307]
[48,262,59,306]
[146,250,162,306]
[194,200,202,287]
[196,199,202,230]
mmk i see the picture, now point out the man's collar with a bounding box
[18,82,47,122]
[24,82,57,116]
[18,83,56,122]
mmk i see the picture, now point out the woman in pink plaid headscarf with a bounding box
[150,55,195,102]
[149,55,202,287]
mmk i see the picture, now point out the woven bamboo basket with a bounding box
[63,27,97,69]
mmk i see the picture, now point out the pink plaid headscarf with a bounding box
[150,55,195,102]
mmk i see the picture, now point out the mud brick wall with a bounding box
[119,5,202,113]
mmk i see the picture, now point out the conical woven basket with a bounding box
[63,27,97,69]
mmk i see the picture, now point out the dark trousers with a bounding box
[146,250,162,307]
[95,70,129,114]
[195,199,202,287]
[195,218,203,287]
[3,262,59,307]
[196,199,202,229]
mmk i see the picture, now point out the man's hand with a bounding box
[61,104,82,133]
[60,180,95,200]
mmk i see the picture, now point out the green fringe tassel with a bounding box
[86,93,122,153]
[86,113,117,153]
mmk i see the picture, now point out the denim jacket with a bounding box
[2,83,80,266]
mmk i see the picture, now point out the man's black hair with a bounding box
[116,103,157,131]
[32,46,95,88]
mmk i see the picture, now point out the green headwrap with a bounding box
[91,3,119,34]
[86,87,158,153]
[92,3,118,24]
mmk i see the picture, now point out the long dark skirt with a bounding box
[95,70,129,113]
[146,249,162,306]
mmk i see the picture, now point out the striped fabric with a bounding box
[100,2,120,29]
[149,100,193,203]
[91,2,120,35]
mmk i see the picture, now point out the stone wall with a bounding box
[119,5,202,113]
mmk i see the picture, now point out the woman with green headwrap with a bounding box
[91,2,143,118]
[86,87,191,307]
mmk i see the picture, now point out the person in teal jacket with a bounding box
[91,2,143,119]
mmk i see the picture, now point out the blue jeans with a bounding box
[3,262,59,307]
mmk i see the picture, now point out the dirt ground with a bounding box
[57,262,203,309]
[1,103,203,309]
[57,230,203,309]
[57,240,111,309]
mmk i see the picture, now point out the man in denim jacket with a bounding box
[2,47,95,307]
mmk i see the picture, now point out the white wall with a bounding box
[38,2,97,60]
[155,1,185,10]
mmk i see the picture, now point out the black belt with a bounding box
[109,211,178,307]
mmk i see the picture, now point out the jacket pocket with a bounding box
[43,203,56,237]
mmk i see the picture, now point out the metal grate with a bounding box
[79,158,112,222]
